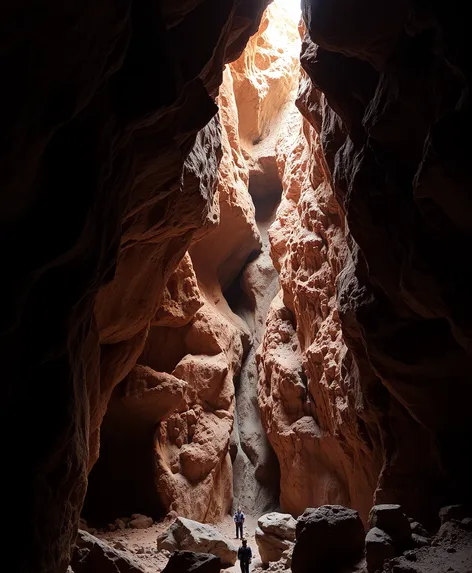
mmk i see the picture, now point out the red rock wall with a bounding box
[85,66,262,524]
[1,1,269,571]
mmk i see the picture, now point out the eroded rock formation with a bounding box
[1,1,269,571]
[85,64,263,524]
[298,0,472,524]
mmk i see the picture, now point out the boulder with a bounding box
[411,534,430,548]
[156,517,237,567]
[409,520,430,538]
[255,527,293,564]
[115,518,126,530]
[292,505,365,573]
[129,514,153,529]
[365,527,396,573]
[256,512,296,564]
[162,551,221,573]
[258,512,297,542]
[368,505,411,548]
[439,505,470,525]
[72,530,146,573]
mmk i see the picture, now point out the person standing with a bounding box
[237,538,252,573]
[234,506,245,539]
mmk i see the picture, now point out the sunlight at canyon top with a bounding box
[276,0,302,25]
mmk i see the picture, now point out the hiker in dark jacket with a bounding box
[234,506,245,539]
[237,538,252,573]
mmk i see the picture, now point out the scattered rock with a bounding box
[368,505,411,548]
[365,527,396,573]
[130,514,153,529]
[113,541,127,551]
[72,530,146,573]
[162,551,221,573]
[292,505,365,573]
[156,516,237,567]
[409,521,430,538]
[411,533,430,548]
[439,505,470,525]
[115,519,126,530]
[107,523,116,532]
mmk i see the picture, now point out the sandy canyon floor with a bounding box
[97,514,264,573]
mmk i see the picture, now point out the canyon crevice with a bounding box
[2,0,472,571]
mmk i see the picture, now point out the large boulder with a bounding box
[439,505,470,525]
[156,517,237,567]
[365,527,396,573]
[368,505,411,549]
[255,512,297,564]
[258,513,297,541]
[162,551,221,573]
[292,505,365,573]
[72,530,146,573]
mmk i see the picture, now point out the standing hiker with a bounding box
[234,506,245,539]
[237,538,252,573]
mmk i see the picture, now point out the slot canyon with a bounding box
[2,1,472,572]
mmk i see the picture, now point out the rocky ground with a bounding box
[95,514,263,573]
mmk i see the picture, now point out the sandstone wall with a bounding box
[297,0,472,526]
[85,66,262,524]
[0,1,269,571]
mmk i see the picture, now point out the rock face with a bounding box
[84,61,263,524]
[1,1,269,571]
[291,505,365,573]
[255,512,296,564]
[257,46,382,522]
[156,517,237,567]
[298,0,472,524]
[227,0,300,516]
[71,530,146,573]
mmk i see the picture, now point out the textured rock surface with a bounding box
[161,551,221,573]
[257,63,382,521]
[368,505,412,549]
[365,527,396,573]
[85,64,262,523]
[299,0,472,524]
[291,505,365,573]
[255,512,296,564]
[156,517,237,567]
[382,519,472,573]
[0,1,269,571]
[255,512,297,564]
[227,0,300,516]
[71,530,146,573]
[258,513,297,542]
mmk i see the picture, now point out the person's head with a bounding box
[242,539,247,546]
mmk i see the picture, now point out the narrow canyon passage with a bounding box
[3,0,472,572]
[83,0,300,526]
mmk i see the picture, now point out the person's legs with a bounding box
[240,522,244,538]
[235,522,238,538]
[236,522,243,538]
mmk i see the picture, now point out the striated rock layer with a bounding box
[1,1,269,571]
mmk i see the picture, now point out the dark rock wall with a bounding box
[300,0,472,525]
[0,1,268,572]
